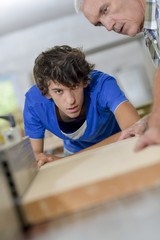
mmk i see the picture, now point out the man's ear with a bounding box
[45,93,51,99]
[83,81,89,88]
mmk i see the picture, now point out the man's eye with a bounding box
[100,6,107,15]
[102,7,107,15]
[72,85,78,89]
[55,90,62,94]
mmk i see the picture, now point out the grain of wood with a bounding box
[21,137,160,224]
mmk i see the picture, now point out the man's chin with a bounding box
[119,25,140,37]
[66,112,80,119]
[127,27,142,37]
[121,30,138,37]
[128,32,137,37]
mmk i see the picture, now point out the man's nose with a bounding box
[102,19,114,31]
[65,91,75,105]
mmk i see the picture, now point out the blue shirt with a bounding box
[23,70,128,153]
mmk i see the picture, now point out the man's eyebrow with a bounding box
[51,88,62,91]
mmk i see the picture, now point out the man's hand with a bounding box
[134,110,160,151]
[134,127,160,151]
[118,114,149,141]
[133,66,160,151]
[36,153,63,168]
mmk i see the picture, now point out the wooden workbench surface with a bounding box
[21,137,160,224]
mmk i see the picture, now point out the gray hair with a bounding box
[74,0,85,13]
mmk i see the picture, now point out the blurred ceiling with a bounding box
[0,0,75,36]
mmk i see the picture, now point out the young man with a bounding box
[23,45,139,168]
[74,0,160,151]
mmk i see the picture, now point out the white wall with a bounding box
[0,0,155,110]
[0,0,75,36]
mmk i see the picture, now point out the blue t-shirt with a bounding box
[23,70,128,153]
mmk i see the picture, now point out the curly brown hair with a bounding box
[33,45,95,95]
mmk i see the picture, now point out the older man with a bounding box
[74,0,160,151]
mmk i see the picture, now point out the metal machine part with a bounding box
[0,137,38,198]
[0,114,22,144]
[0,163,21,240]
[0,137,38,234]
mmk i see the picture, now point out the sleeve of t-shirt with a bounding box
[23,96,45,139]
[98,75,128,113]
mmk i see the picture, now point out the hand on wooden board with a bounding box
[36,153,63,168]
[134,127,160,151]
[118,114,150,141]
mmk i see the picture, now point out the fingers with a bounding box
[37,159,47,168]
[37,158,54,168]
[134,128,160,152]
[36,154,55,168]
[134,135,151,152]
[118,130,135,141]
[48,157,55,162]
[36,153,63,168]
[118,120,148,142]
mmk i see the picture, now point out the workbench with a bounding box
[23,136,160,240]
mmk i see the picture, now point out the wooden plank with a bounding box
[21,137,160,224]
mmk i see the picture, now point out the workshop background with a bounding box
[1,1,160,240]
[0,0,155,142]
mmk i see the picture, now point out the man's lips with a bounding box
[67,106,79,113]
[113,24,125,34]
[120,24,125,34]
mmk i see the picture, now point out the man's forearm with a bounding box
[134,67,160,151]
[149,66,160,128]
[78,132,121,154]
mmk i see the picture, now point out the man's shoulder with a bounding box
[25,85,49,104]
[26,84,40,95]
[26,85,44,99]
[89,70,115,89]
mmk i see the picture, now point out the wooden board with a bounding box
[21,137,160,224]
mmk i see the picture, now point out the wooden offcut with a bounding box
[21,137,160,224]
